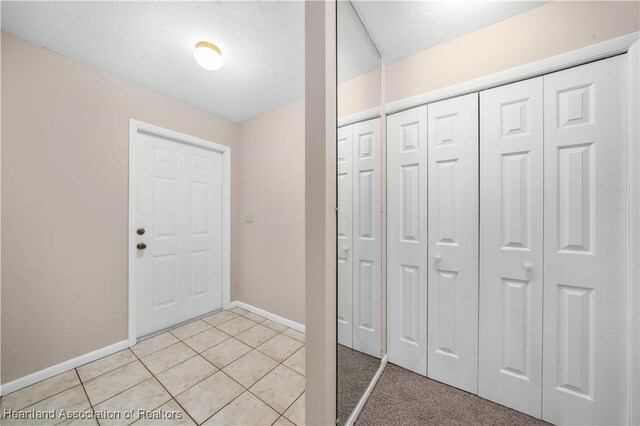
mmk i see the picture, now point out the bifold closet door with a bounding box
[479,77,544,418]
[387,106,428,374]
[427,93,479,393]
[542,55,628,426]
[352,118,381,357]
[337,125,353,348]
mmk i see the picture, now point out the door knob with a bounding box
[343,246,349,253]
[434,254,443,262]
[522,261,533,271]
[137,243,147,250]
[137,228,146,235]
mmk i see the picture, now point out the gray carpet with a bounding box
[355,363,550,426]
[337,344,382,426]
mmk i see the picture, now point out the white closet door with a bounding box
[337,125,353,348]
[427,93,479,393]
[387,106,428,374]
[478,77,544,417]
[542,55,628,425]
[352,118,381,357]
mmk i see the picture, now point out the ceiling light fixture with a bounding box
[193,41,223,71]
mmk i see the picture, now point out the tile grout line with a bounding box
[79,356,139,385]
[187,311,249,338]
[11,354,148,418]
[129,346,200,426]
[5,310,304,426]
[138,307,229,343]
[198,353,304,425]
[146,312,300,424]
[136,309,242,358]
[1,309,238,405]
[72,368,99,426]
[82,354,197,416]
[89,375,157,411]
[281,390,305,425]
[197,372,258,425]
[138,342,201,376]
[5,374,84,414]
[184,312,305,425]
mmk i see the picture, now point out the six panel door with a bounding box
[384,55,629,425]
[337,125,354,348]
[387,106,429,375]
[352,118,382,358]
[542,55,628,426]
[137,133,223,337]
[478,77,544,417]
[427,93,479,393]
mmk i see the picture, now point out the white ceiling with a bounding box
[351,1,547,64]
[1,1,304,122]
[338,1,380,83]
[2,1,547,122]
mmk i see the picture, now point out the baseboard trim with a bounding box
[0,340,129,396]
[345,353,387,426]
[2,303,301,396]
[229,300,305,333]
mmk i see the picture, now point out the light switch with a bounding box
[244,213,254,223]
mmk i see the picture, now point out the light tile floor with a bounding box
[0,308,305,425]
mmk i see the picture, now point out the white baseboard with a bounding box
[345,353,388,426]
[1,303,300,396]
[0,340,129,396]
[229,300,305,333]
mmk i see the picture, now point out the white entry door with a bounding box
[387,106,428,374]
[337,125,353,348]
[352,118,381,358]
[427,93,478,393]
[478,77,544,417]
[542,55,628,426]
[134,124,226,338]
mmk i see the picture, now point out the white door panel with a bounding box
[337,125,353,348]
[137,133,223,337]
[542,55,628,426]
[427,93,479,393]
[479,77,544,417]
[352,118,381,358]
[387,106,428,374]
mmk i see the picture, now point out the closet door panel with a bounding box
[542,55,627,426]
[352,118,381,357]
[427,93,479,393]
[387,106,428,374]
[479,77,543,418]
[337,125,353,348]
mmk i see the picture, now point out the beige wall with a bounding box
[1,32,308,385]
[338,67,381,118]
[1,33,240,384]
[386,1,640,103]
[234,98,305,324]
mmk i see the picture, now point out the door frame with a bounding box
[128,119,231,346]
[627,40,639,426]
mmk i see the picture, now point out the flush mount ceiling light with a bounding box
[193,41,223,71]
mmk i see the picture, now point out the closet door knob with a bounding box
[522,261,534,271]
[434,254,443,262]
